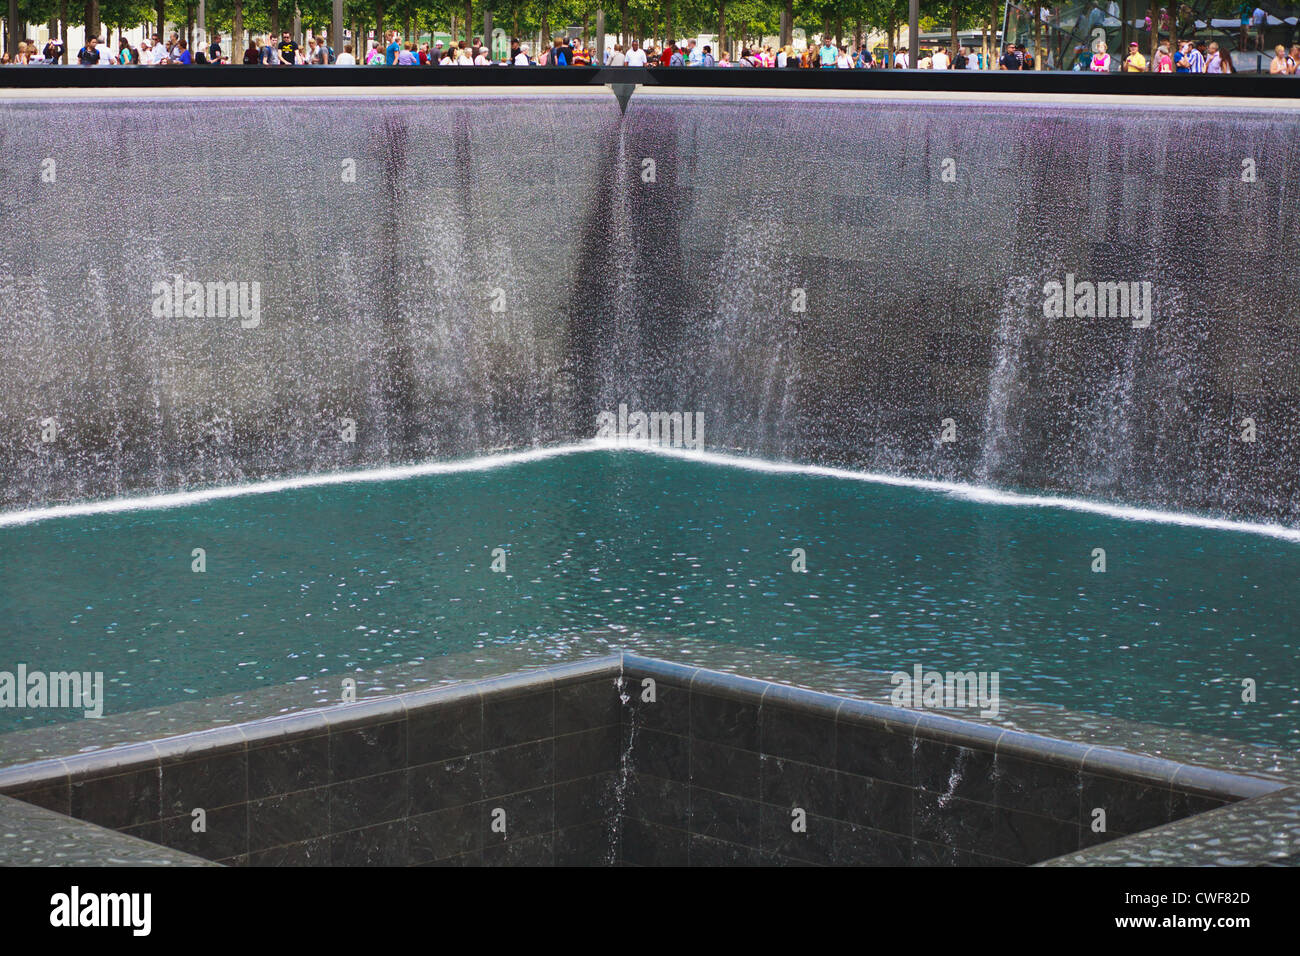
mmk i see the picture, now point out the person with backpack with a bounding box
[700,45,716,67]
[77,35,101,64]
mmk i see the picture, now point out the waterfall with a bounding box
[2,92,1298,525]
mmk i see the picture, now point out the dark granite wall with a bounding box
[617,659,1247,866]
[581,96,1300,525]
[0,655,1275,866]
[3,95,1298,524]
[0,665,622,866]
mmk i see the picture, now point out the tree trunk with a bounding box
[951,7,958,53]
[464,1,471,42]
[233,0,242,60]
[666,0,673,45]
[1150,3,1158,63]
[718,0,726,54]
[1034,3,1042,68]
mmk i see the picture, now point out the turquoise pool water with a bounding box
[1,448,1297,745]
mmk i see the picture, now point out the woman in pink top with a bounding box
[1155,45,1173,72]
[1089,41,1111,72]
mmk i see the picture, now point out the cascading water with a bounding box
[1,91,1298,525]
[0,94,621,508]
[602,672,638,865]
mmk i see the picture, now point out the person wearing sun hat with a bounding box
[1123,40,1147,71]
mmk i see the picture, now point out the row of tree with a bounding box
[6,0,1258,63]
[9,0,1008,61]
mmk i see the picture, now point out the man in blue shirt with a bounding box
[385,31,401,65]
[820,36,837,67]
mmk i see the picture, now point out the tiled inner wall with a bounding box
[0,654,1275,866]
[617,662,1241,866]
[0,664,623,866]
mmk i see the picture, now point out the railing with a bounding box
[0,63,1297,98]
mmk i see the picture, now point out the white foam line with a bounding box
[598,440,1300,545]
[0,444,593,529]
[3,439,1297,544]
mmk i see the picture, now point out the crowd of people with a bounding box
[3,27,1298,73]
[1052,37,1299,72]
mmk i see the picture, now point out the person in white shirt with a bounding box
[626,44,647,66]
[514,45,530,65]
[835,48,852,68]
[474,50,490,64]
[609,44,626,66]
[932,47,950,69]
[150,39,168,64]
[895,49,909,68]
[335,43,356,65]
